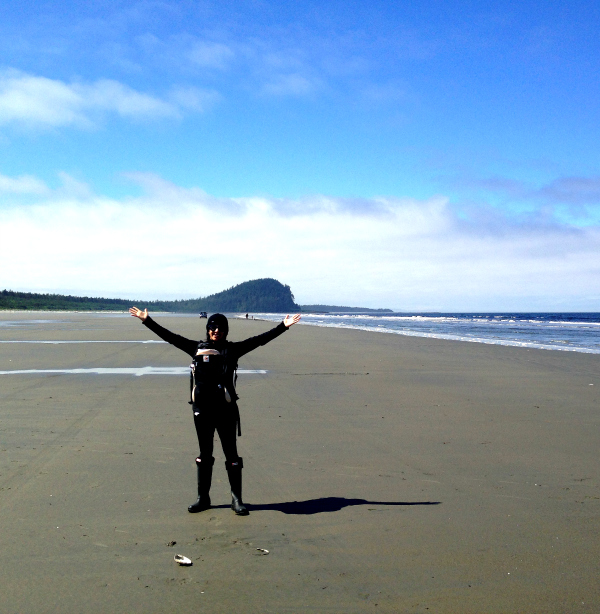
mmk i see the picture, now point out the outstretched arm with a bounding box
[233,314,302,359]
[129,306,197,356]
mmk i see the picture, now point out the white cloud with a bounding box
[0,70,88,128]
[82,79,176,118]
[0,173,598,310]
[0,173,49,194]
[0,69,213,129]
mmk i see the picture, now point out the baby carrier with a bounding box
[189,344,241,433]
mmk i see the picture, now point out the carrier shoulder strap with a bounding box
[189,361,195,404]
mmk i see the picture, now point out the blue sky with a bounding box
[0,0,599,310]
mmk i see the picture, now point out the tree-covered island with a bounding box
[1,279,392,313]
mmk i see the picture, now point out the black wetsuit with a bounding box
[142,316,288,462]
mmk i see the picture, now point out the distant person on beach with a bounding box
[129,307,301,515]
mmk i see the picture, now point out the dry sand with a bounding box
[0,311,598,613]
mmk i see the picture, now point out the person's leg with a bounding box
[216,413,248,515]
[215,414,239,463]
[189,409,216,513]
[194,408,215,461]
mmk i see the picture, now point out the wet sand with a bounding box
[0,311,599,613]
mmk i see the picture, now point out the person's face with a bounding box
[208,325,224,342]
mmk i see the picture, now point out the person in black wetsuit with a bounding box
[129,307,301,515]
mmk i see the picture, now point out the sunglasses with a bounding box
[207,324,221,331]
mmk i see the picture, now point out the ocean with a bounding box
[251,312,600,355]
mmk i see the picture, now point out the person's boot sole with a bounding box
[188,500,211,513]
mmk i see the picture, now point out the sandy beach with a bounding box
[0,311,598,613]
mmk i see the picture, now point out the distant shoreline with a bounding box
[0,285,391,314]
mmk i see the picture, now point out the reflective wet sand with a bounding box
[0,312,599,613]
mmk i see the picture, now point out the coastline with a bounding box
[3,309,600,354]
[0,313,599,612]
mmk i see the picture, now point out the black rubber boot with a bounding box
[188,456,214,513]
[226,457,249,516]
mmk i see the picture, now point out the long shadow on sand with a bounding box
[212,497,440,515]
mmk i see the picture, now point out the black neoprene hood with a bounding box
[206,313,229,337]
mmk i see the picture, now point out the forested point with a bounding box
[0,278,300,313]
[0,290,132,311]
[152,278,300,313]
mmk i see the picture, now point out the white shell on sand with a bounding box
[174,554,193,566]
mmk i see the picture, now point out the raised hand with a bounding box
[129,306,148,320]
[283,313,301,328]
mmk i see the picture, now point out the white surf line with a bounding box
[0,367,267,376]
[0,340,166,344]
[289,322,600,354]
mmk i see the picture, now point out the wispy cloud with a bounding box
[168,86,221,112]
[452,174,600,204]
[447,173,600,225]
[188,41,235,69]
[260,73,318,96]
[132,30,359,100]
[135,33,235,74]
[0,173,49,195]
[538,177,600,205]
[0,172,598,310]
[0,69,216,129]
